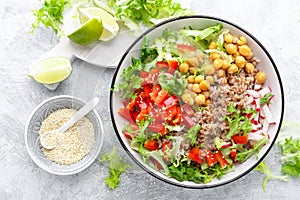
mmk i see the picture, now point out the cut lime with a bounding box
[68,18,103,45]
[28,57,72,84]
[78,7,119,41]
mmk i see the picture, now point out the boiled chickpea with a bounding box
[202,91,210,99]
[209,41,217,49]
[195,75,204,83]
[245,51,253,60]
[239,45,252,57]
[199,80,210,91]
[255,72,267,84]
[235,55,246,68]
[225,44,237,55]
[187,83,193,90]
[187,57,199,68]
[179,62,189,74]
[237,36,247,46]
[213,58,223,69]
[192,84,201,93]
[245,63,255,73]
[187,75,195,83]
[210,52,221,60]
[227,64,238,74]
[204,65,215,75]
[222,59,229,70]
[217,69,226,77]
[189,67,197,74]
[224,33,233,44]
[181,92,192,104]
[206,76,214,84]
[195,94,206,106]
[205,99,212,106]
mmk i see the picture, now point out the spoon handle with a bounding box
[59,97,99,133]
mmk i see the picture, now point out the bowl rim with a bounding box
[109,15,285,188]
[25,95,104,175]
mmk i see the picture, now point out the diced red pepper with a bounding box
[181,103,195,117]
[136,109,149,122]
[230,148,237,160]
[161,141,171,152]
[144,140,159,151]
[163,95,178,108]
[167,60,178,74]
[177,44,196,52]
[156,61,169,70]
[204,150,217,167]
[172,107,182,125]
[150,84,161,102]
[182,114,195,128]
[188,148,203,164]
[214,150,228,169]
[159,126,168,136]
[154,89,169,105]
[165,105,178,121]
[232,134,248,144]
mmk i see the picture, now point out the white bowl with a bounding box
[110,16,284,188]
[25,95,104,175]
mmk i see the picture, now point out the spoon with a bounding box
[40,97,99,150]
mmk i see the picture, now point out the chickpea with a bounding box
[179,62,189,74]
[245,63,255,74]
[192,84,201,93]
[235,55,246,68]
[204,65,215,75]
[195,94,206,106]
[202,91,210,99]
[199,80,210,91]
[181,92,192,104]
[227,64,238,74]
[213,58,223,69]
[195,75,204,83]
[224,33,233,44]
[225,44,237,55]
[210,52,221,60]
[237,36,247,46]
[209,41,217,49]
[187,98,195,106]
[239,45,252,57]
[245,51,253,60]
[187,83,193,90]
[222,59,229,70]
[190,92,197,99]
[255,72,267,84]
[206,76,214,84]
[205,99,212,106]
[187,75,195,83]
[217,69,226,77]
[189,67,197,74]
[187,57,199,68]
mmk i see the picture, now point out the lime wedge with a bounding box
[68,18,103,45]
[28,57,72,84]
[78,7,119,41]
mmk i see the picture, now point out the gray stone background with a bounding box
[1,0,300,199]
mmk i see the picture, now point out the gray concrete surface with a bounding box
[1,0,300,199]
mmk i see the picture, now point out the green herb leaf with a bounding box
[183,124,201,145]
[101,147,130,189]
[254,161,290,191]
[260,93,273,104]
[158,72,187,96]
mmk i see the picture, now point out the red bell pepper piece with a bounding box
[167,60,178,74]
[154,89,169,105]
[136,109,149,122]
[144,140,159,151]
[214,150,228,169]
[232,134,248,144]
[230,148,237,160]
[150,84,161,102]
[205,150,217,167]
[188,148,203,164]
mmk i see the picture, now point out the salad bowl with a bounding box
[110,16,284,188]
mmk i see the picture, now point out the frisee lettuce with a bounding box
[100,147,130,189]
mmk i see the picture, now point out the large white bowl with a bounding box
[110,16,284,188]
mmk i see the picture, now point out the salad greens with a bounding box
[101,147,131,189]
[260,93,273,104]
[158,72,187,96]
[105,0,192,32]
[254,161,290,191]
[183,124,201,145]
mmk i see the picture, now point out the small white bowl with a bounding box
[110,16,284,188]
[25,95,104,175]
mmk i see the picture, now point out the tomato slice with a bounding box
[154,89,169,105]
[214,150,228,169]
[140,71,149,78]
[188,148,203,164]
[181,103,195,117]
[148,123,164,132]
[136,109,149,122]
[163,95,178,108]
[232,134,248,144]
[150,84,161,102]
[144,140,159,151]
[156,61,169,70]
[177,44,196,52]
[204,150,217,167]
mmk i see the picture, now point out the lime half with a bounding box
[78,7,119,41]
[68,18,103,45]
[28,57,72,84]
